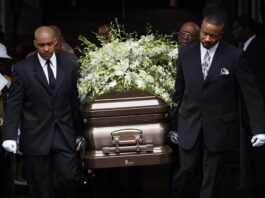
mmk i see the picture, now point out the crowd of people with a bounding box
[0,14,265,198]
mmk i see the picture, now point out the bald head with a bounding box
[49,25,62,38]
[34,26,55,40]
[34,26,57,60]
[178,21,200,47]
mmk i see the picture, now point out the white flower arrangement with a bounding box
[78,22,178,106]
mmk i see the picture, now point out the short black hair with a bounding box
[236,15,256,33]
[204,15,224,26]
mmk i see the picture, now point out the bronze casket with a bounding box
[82,90,172,168]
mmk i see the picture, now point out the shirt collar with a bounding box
[37,53,56,68]
[243,35,256,51]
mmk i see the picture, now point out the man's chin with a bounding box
[41,54,52,60]
[202,43,211,49]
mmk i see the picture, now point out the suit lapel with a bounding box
[204,42,224,83]
[33,55,52,94]
[54,53,66,96]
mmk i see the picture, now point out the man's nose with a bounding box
[204,35,211,41]
[44,45,49,51]
[183,34,190,39]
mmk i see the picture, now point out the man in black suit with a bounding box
[170,15,265,198]
[233,15,265,198]
[2,26,81,198]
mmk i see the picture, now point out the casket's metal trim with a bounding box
[91,99,159,109]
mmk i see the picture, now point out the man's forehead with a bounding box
[181,26,195,33]
[35,37,56,45]
[35,36,54,41]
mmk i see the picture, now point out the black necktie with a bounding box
[46,60,56,90]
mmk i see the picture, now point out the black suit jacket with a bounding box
[241,36,265,128]
[174,41,265,152]
[3,52,81,156]
[244,36,265,94]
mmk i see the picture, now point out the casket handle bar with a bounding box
[112,128,143,144]
[102,128,154,154]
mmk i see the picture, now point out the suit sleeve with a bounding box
[170,50,185,131]
[174,52,185,105]
[71,62,83,137]
[3,65,24,141]
[237,53,265,134]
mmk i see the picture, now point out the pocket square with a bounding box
[220,67,229,75]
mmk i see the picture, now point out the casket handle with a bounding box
[111,128,143,153]
[101,128,154,154]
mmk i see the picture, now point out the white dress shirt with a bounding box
[37,53,57,83]
[243,35,256,51]
[200,42,219,68]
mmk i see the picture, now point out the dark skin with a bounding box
[34,26,57,60]
[200,19,224,49]
[178,22,200,47]
[232,21,251,43]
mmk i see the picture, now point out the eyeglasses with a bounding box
[179,31,194,38]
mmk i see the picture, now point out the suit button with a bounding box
[54,119,58,123]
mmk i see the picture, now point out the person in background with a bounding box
[15,39,36,61]
[178,21,200,48]
[97,24,111,44]
[233,15,265,198]
[170,14,265,198]
[49,25,75,54]
[169,21,200,137]
[1,26,82,198]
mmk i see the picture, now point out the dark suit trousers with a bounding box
[170,131,227,198]
[0,152,15,198]
[241,125,265,198]
[250,145,265,198]
[23,125,80,198]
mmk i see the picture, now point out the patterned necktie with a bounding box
[46,60,56,90]
[202,51,211,80]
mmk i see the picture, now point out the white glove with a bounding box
[251,134,265,147]
[169,130,179,145]
[2,140,17,153]
[76,136,85,151]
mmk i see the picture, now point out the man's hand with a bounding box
[251,134,265,147]
[2,140,17,153]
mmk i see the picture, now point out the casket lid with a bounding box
[82,90,169,118]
